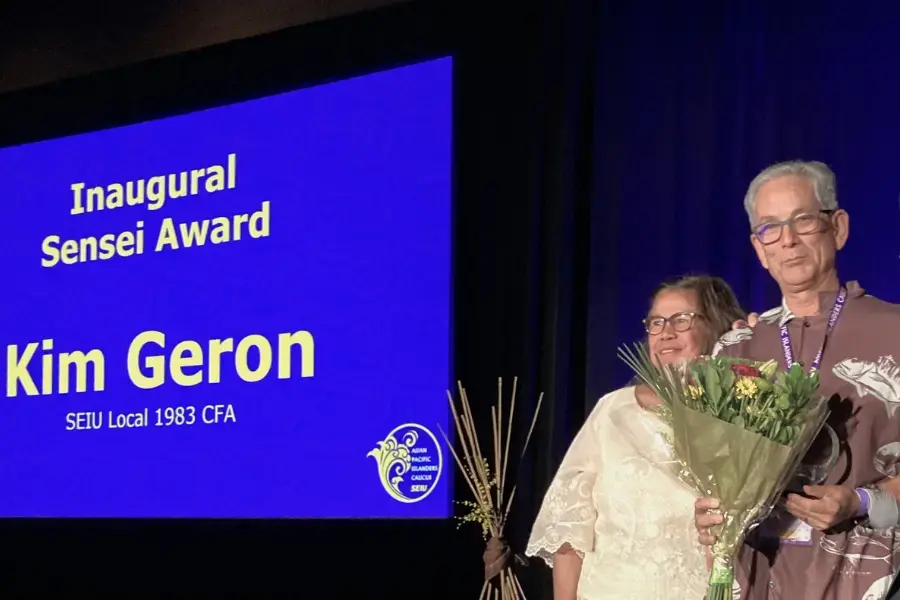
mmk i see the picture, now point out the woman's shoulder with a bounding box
[587,385,636,416]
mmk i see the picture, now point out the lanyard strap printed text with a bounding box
[778,288,847,372]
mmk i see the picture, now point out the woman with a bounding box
[526,275,748,600]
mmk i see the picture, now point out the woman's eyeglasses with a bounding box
[643,312,699,335]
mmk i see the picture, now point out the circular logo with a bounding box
[366,422,443,503]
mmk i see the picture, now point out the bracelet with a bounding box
[855,487,871,517]
[866,488,900,529]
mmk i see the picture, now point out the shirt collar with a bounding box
[777,297,796,327]
[776,280,864,327]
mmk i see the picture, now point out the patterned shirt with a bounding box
[712,281,900,600]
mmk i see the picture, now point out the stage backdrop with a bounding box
[585,2,900,405]
[0,57,453,519]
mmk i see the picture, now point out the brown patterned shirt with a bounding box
[712,281,900,600]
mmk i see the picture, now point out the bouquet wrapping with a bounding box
[619,344,830,600]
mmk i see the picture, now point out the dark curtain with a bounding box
[588,2,900,399]
[464,1,900,598]
[4,0,900,597]
[453,1,598,597]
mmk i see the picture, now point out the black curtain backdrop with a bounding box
[3,0,900,598]
[587,1,900,405]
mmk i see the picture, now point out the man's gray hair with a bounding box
[743,160,838,225]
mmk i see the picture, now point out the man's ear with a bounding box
[832,209,849,251]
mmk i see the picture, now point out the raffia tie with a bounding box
[483,536,529,582]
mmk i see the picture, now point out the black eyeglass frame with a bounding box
[752,209,836,246]
[643,311,702,335]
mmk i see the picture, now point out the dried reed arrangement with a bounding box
[438,377,544,600]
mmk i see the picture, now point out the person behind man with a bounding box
[694,160,900,599]
[527,275,747,599]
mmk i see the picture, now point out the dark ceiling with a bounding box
[0,0,413,94]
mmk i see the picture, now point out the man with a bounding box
[694,160,900,599]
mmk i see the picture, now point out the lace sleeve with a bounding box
[525,397,603,567]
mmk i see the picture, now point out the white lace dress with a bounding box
[526,386,709,599]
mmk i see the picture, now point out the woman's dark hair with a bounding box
[649,275,747,351]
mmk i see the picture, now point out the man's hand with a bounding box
[694,497,723,546]
[732,312,760,330]
[784,485,859,531]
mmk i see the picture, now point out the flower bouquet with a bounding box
[618,345,830,600]
[438,378,544,600]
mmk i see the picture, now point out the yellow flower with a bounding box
[687,384,704,400]
[735,376,758,400]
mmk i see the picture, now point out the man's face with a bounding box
[749,175,849,292]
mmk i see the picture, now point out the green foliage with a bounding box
[617,343,821,446]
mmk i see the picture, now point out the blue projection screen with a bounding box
[0,58,453,518]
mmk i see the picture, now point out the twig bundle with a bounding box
[438,377,544,600]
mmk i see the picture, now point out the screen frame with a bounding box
[0,1,465,596]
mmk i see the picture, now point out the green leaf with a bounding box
[706,368,722,406]
[720,368,735,392]
[774,393,790,410]
[754,378,772,392]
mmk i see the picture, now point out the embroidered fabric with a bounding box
[526,386,709,600]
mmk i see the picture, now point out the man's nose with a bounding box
[781,223,799,247]
[660,323,676,339]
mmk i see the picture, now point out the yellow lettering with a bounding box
[106,183,124,209]
[70,183,85,215]
[277,331,315,378]
[207,338,233,384]
[128,330,166,390]
[6,342,38,396]
[63,154,237,215]
[87,186,104,211]
[41,222,146,268]
[179,219,209,247]
[146,176,166,210]
[235,335,272,382]
[59,350,105,393]
[125,329,314,389]
[154,201,270,253]
[170,340,204,387]
[6,339,105,396]
[41,235,61,267]
[155,218,179,251]
[205,166,225,192]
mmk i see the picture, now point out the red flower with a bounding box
[731,363,761,378]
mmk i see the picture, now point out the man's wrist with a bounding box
[865,488,900,529]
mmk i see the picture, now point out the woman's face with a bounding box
[646,289,711,367]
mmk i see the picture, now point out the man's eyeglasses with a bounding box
[643,312,700,335]
[752,210,836,246]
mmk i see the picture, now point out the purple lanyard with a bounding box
[779,288,847,372]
